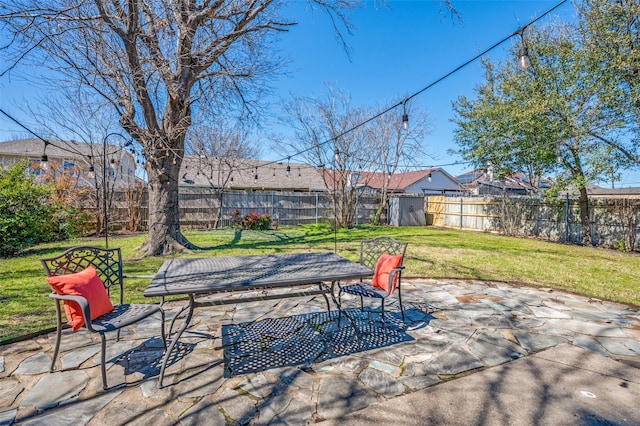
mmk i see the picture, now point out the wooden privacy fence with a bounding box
[426,195,640,251]
[108,188,381,230]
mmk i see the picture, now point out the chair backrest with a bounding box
[359,237,408,270]
[40,246,124,303]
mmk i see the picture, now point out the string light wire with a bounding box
[0,0,567,180]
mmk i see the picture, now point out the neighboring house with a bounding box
[178,156,327,192]
[180,158,464,196]
[587,187,640,199]
[0,138,138,189]
[350,168,465,195]
[558,184,640,199]
[456,169,550,195]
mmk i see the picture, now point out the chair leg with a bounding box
[381,299,385,323]
[359,296,364,312]
[160,309,167,349]
[50,302,63,372]
[99,333,108,390]
[398,286,405,321]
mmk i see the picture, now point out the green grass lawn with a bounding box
[1,224,638,342]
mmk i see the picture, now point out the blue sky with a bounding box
[2,0,639,186]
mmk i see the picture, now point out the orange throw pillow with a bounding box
[46,266,114,331]
[371,253,403,293]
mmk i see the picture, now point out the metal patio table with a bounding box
[144,252,373,387]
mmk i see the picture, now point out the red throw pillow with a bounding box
[371,253,403,293]
[46,266,114,331]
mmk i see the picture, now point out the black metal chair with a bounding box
[41,246,165,390]
[338,237,408,321]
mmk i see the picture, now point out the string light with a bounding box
[428,171,432,182]
[516,27,530,70]
[0,1,565,185]
[41,142,49,170]
[254,167,258,183]
[402,100,408,130]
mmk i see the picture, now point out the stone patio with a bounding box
[1,278,639,425]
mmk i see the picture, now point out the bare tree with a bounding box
[278,87,431,227]
[366,99,430,224]
[277,86,375,227]
[186,120,260,228]
[27,90,132,236]
[1,0,357,255]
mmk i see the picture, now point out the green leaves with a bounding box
[0,160,73,257]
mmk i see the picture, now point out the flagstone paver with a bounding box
[12,353,50,376]
[1,278,639,425]
[19,370,89,410]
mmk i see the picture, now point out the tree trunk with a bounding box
[578,187,592,246]
[139,155,192,255]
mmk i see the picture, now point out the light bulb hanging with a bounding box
[401,100,408,130]
[40,154,48,170]
[517,27,530,70]
[428,171,432,182]
[286,157,291,177]
[41,141,49,170]
[254,167,258,183]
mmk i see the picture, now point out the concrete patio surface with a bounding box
[1,278,639,425]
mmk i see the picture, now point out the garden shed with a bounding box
[388,195,426,226]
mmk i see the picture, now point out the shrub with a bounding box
[0,160,83,257]
[232,210,271,230]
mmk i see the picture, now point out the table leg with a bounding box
[158,294,195,388]
[318,282,331,314]
[329,281,362,348]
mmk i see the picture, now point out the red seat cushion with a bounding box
[371,253,403,293]
[46,266,115,331]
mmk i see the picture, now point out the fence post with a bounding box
[564,193,569,243]
[316,193,319,224]
[460,197,463,229]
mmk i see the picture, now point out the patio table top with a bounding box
[144,252,373,297]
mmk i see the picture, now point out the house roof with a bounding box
[318,167,462,192]
[456,169,550,192]
[358,169,438,191]
[179,156,327,191]
[588,187,640,197]
[0,138,123,162]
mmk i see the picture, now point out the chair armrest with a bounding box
[49,292,96,332]
[384,266,405,296]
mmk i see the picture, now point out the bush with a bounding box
[0,160,83,257]
[232,210,271,230]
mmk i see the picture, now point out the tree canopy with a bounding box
[452,0,639,245]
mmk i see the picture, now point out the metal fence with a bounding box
[426,195,640,251]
